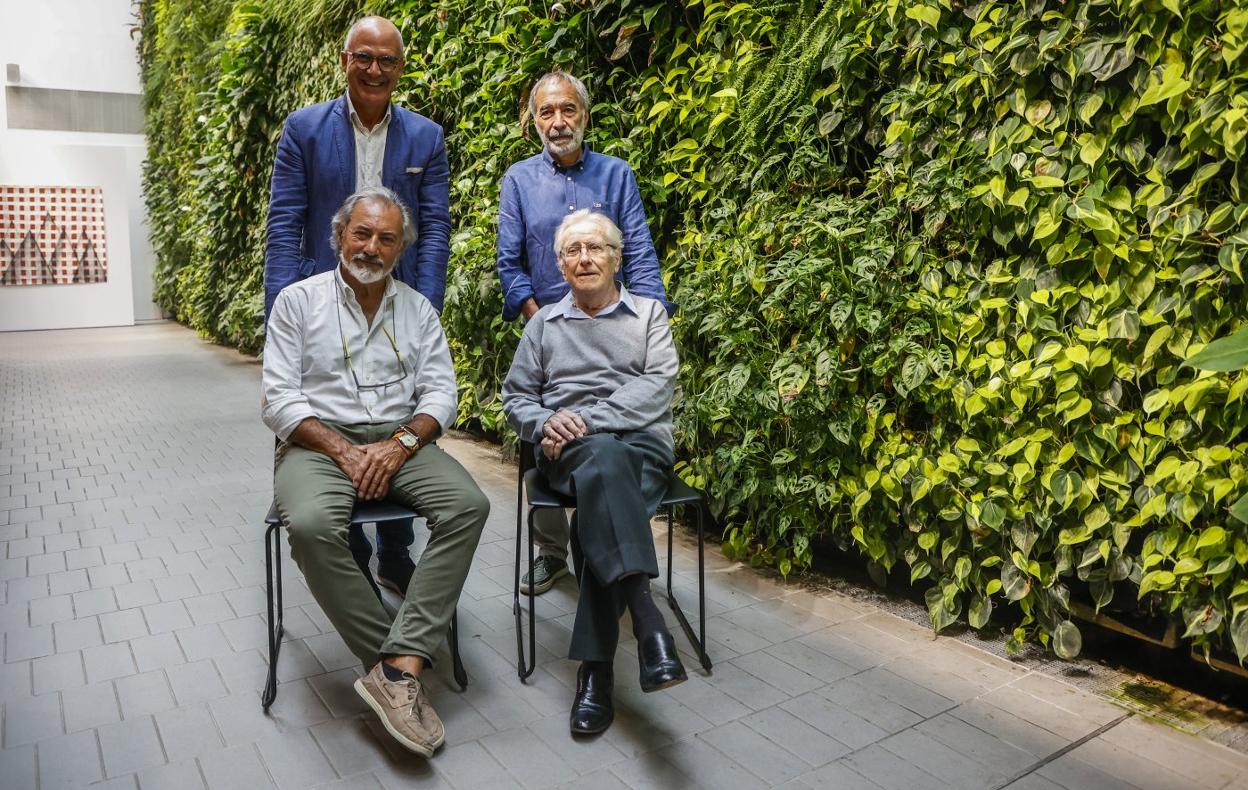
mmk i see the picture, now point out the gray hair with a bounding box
[554,209,622,262]
[344,16,404,54]
[527,71,590,120]
[329,186,416,255]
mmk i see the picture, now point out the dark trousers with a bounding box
[348,520,415,590]
[536,431,673,662]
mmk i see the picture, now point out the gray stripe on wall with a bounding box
[6,86,144,134]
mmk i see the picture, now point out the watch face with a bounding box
[398,433,418,450]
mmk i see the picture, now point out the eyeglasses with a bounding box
[335,293,409,392]
[560,242,616,259]
[343,51,403,73]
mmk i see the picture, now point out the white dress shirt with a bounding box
[261,268,458,440]
[346,92,391,189]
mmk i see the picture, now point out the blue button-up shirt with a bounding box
[495,146,674,321]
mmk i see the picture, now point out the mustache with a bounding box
[351,252,384,266]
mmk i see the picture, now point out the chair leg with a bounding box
[514,501,538,682]
[448,611,467,691]
[663,503,713,672]
[517,510,538,681]
[262,522,285,710]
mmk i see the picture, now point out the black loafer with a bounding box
[570,662,614,735]
[638,630,687,693]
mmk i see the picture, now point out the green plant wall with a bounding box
[139,0,1248,661]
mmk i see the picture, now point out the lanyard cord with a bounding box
[334,282,404,419]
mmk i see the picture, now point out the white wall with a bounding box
[0,143,138,330]
[0,0,161,329]
[0,0,141,94]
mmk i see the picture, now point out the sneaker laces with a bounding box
[401,676,429,724]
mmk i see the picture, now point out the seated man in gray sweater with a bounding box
[501,209,687,735]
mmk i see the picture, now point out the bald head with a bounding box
[340,16,405,128]
[344,15,403,54]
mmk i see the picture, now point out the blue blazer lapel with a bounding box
[331,96,354,195]
[382,106,406,186]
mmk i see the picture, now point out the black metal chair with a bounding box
[512,439,712,681]
[263,501,467,710]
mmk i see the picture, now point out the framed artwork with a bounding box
[0,185,108,286]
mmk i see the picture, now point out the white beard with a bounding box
[544,125,584,158]
[343,255,390,284]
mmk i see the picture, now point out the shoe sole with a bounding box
[571,716,613,735]
[376,576,406,596]
[641,673,688,694]
[519,565,570,596]
[353,678,443,758]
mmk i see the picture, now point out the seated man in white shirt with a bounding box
[262,186,488,758]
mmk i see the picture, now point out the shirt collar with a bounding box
[545,285,637,321]
[345,91,392,135]
[541,143,591,173]
[333,265,397,305]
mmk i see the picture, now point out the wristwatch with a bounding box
[392,427,422,456]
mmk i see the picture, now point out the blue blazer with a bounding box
[264,95,451,319]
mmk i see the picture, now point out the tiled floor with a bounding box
[1,322,1246,790]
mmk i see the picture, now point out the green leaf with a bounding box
[1001,563,1030,602]
[1026,100,1052,126]
[1182,603,1223,638]
[1052,620,1082,659]
[968,595,993,629]
[1107,310,1140,341]
[1231,612,1248,662]
[980,501,1006,530]
[1139,570,1176,597]
[1138,63,1191,108]
[1183,326,1248,372]
[1174,557,1203,574]
[1197,526,1227,550]
[1078,133,1106,166]
[1231,492,1248,524]
[904,4,941,28]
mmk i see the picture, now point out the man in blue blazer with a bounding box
[265,15,451,596]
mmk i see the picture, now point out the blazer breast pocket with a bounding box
[388,170,423,215]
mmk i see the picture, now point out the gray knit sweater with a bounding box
[501,289,678,452]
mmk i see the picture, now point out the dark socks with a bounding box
[620,574,665,640]
[381,662,407,681]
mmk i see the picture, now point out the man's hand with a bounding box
[352,440,409,500]
[541,436,564,461]
[332,443,371,486]
[540,408,587,461]
[543,408,587,444]
[520,298,540,321]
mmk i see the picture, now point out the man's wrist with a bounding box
[391,427,422,457]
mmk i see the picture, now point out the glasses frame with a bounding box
[559,242,617,260]
[342,50,404,73]
[335,292,409,393]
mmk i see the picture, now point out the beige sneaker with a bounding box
[354,663,446,757]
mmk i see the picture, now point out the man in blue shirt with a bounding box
[496,71,673,595]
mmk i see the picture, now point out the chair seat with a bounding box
[522,468,703,510]
[522,468,574,509]
[264,501,419,527]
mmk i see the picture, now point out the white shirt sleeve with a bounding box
[261,288,316,440]
[408,297,459,432]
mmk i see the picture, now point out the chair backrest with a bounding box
[518,439,537,478]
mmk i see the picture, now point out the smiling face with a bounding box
[340,18,403,121]
[557,218,620,303]
[533,79,586,166]
[338,198,404,287]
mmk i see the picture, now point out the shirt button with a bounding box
[566,176,572,181]
[568,205,574,210]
